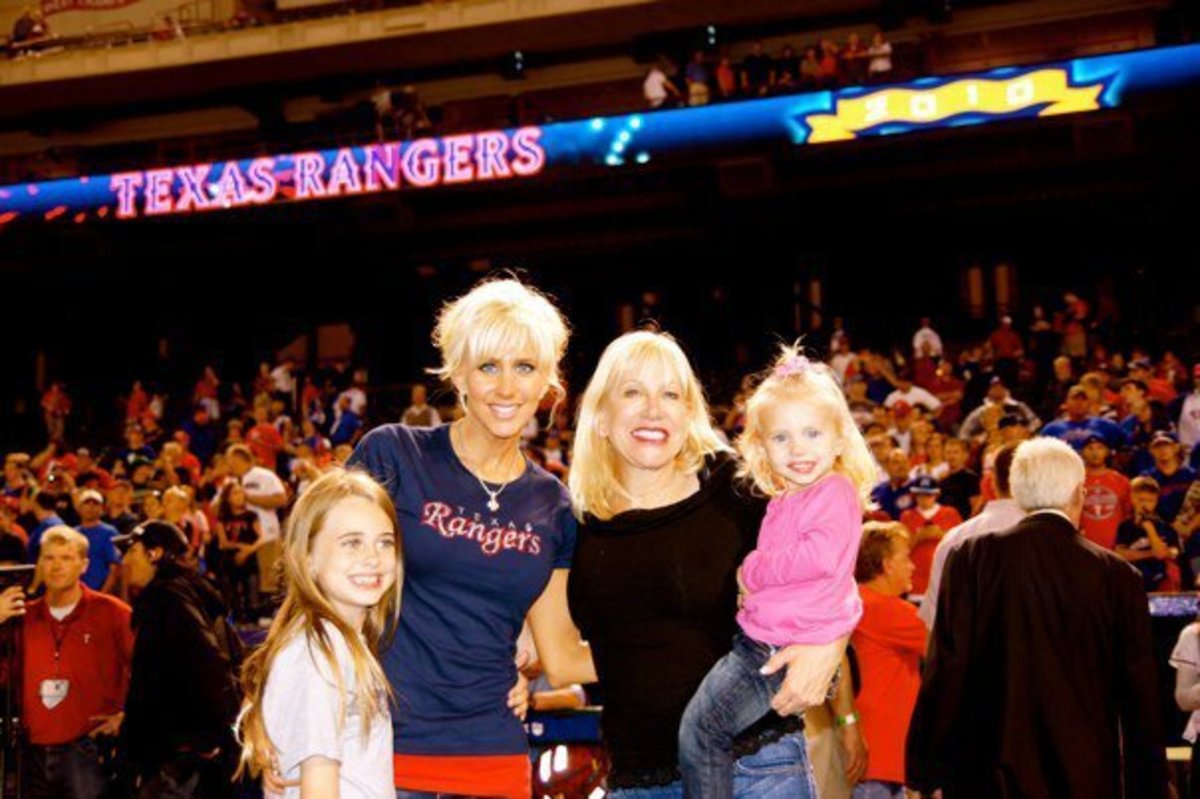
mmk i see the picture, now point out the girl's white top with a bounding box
[263,622,393,799]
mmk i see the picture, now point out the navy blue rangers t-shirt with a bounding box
[347,423,576,756]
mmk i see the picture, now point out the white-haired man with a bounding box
[906,437,1166,799]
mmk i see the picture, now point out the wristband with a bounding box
[835,712,859,728]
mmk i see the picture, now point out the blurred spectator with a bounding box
[770,44,798,92]
[1041,384,1128,450]
[1143,432,1196,524]
[852,522,925,798]
[872,449,914,520]
[11,6,47,45]
[193,366,221,421]
[115,426,157,472]
[842,32,867,86]
[685,50,711,106]
[1115,476,1180,592]
[269,358,296,406]
[715,54,737,100]
[959,378,1040,442]
[181,406,219,465]
[1181,365,1200,458]
[126,381,150,425]
[643,63,680,109]
[401,384,441,428]
[373,80,397,141]
[329,393,363,447]
[866,31,893,83]
[899,475,962,595]
[740,41,771,97]
[41,382,70,444]
[799,46,821,90]
[988,316,1025,388]
[337,369,368,418]
[392,86,433,139]
[938,438,981,521]
[921,443,1022,630]
[1061,291,1090,362]
[0,501,27,556]
[212,481,263,621]
[887,401,917,455]
[1080,435,1130,550]
[246,404,284,469]
[1129,358,1177,405]
[151,13,185,40]
[104,480,138,536]
[27,490,66,563]
[225,444,285,600]
[816,38,841,88]
[912,317,943,360]
[74,489,122,593]
[884,371,941,416]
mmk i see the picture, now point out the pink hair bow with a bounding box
[774,355,811,378]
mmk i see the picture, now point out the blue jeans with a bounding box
[852,780,906,799]
[607,733,815,799]
[26,736,111,799]
[679,633,788,799]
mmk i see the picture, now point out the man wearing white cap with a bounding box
[73,488,121,594]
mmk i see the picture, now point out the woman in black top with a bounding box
[567,330,846,797]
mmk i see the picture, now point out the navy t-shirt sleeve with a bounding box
[347,425,402,494]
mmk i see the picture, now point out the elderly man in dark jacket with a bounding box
[906,437,1167,799]
[116,521,242,799]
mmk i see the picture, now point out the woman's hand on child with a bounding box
[261,757,300,795]
[508,650,531,720]
[760,636,847,716]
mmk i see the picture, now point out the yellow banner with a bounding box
[806,69,1103,144]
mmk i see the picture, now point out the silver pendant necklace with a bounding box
[454,422,518,513]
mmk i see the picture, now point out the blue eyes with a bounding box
[770,429,823,444]
[478,362,537,375]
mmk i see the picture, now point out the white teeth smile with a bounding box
[632,429,668,442]
[490,405,519,419]
[350,576,382,588]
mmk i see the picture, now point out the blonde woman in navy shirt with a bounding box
[348,278,595,799]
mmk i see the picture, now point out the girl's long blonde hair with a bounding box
[736,342,877,505]
[235,468,403,780]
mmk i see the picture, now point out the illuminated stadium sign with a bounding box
[3,43,1199,226]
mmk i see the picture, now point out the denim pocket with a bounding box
[732,733,805,776]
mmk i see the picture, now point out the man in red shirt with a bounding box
[899,476,963,596]
[245,404,284,469]
[853,521,927,799]
[21,526,133,799]
[1080,434,1130,550]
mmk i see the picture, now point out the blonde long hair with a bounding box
[569,330,730,521]
[736,343,876,504]
[235,469,403,780]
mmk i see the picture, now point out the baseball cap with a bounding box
[113,520,189,557]
[910,475,941,495]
